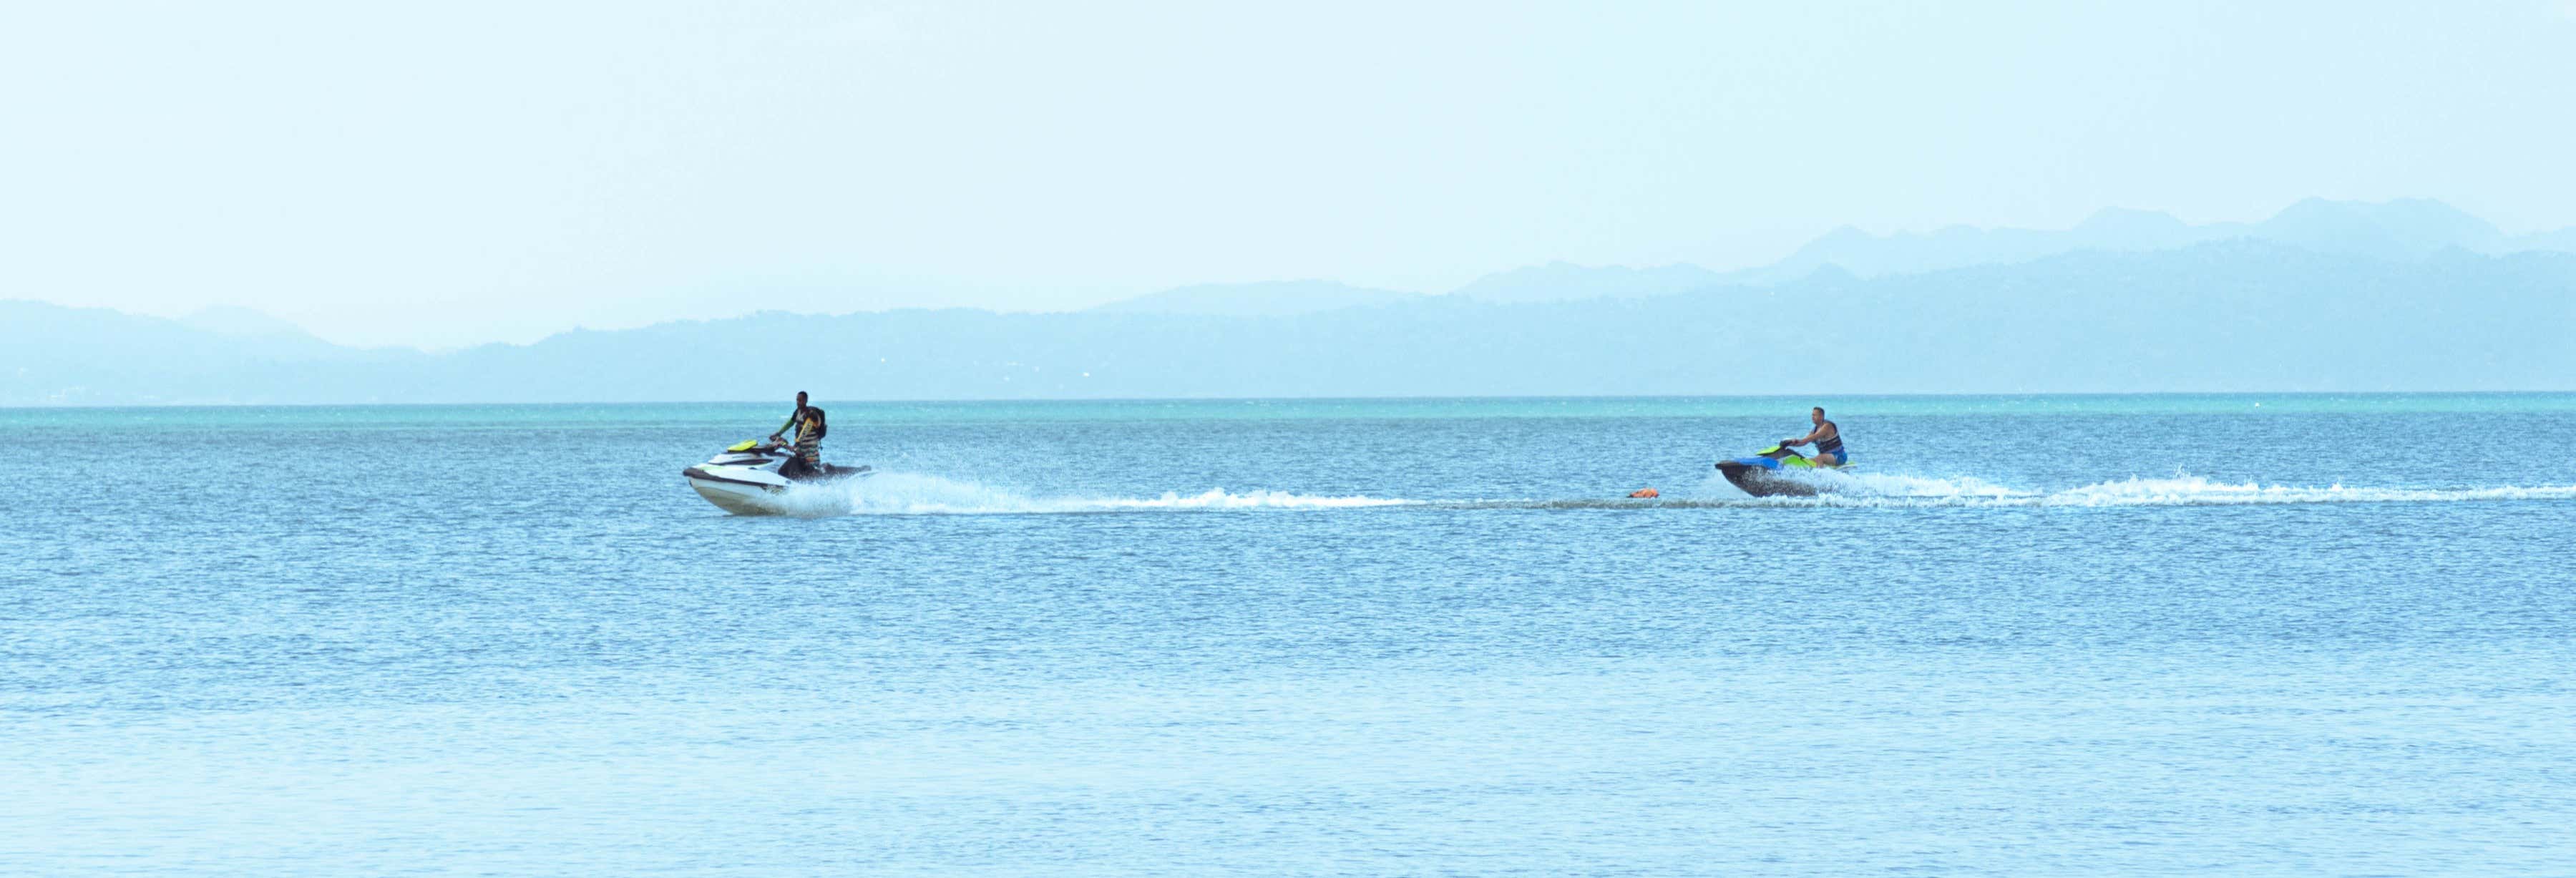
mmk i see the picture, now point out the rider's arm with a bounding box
[771,407,801,441]
[1782,426,1819,446]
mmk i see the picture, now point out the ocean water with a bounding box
[5,394,2575,875]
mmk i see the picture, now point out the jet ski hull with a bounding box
[688,474,787,515]
[1716,461,1826,497]
[682,442,873,516]
[1714,444,1848,498]
[683,464,794,515]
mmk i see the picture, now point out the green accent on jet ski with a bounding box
[1752,445,1820,469]
[1751,444,1847,470]
[726,439,761,452]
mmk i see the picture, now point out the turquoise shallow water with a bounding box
[5,395,2575,874]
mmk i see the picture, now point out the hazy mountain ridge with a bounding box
[1737,197,2570,284]
[13,197,2573,404]
[1088,198,2576,313]
[10,235,2572,404]
[1,300,430,405]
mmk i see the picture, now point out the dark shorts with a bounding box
[783,447,821,479]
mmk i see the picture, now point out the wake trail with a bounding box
[1577,474,2576,509]
[764,471,2576,517]
[2011,477,2576,508]
[771,472,1413,517]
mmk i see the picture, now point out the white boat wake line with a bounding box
[1682,474,2576,509]
[1448,474,2576,511]
[2019,477,2576,507]
[761,471,2576,517]
[770,472,1415,517]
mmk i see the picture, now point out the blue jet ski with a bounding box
[1715,444,1850,497]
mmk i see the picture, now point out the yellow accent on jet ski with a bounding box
[726,439,761,452]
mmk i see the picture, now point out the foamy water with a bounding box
[771,472,1414,516]
[766,468,2576,517]
[1682,472,2576,508]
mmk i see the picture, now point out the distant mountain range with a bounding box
[1745,197,2576,283]
[1088,197,2576,316]
[8,199,2574,404]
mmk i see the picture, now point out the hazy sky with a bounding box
[6,1,2575,347]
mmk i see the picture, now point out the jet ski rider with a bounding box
[1782,406,1847,467]
[767,391,828,479]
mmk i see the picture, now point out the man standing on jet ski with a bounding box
[1781,406,1848,467]
[767,391,828,479]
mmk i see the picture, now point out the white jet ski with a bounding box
[683,439,872,515]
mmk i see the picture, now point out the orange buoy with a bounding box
[1627,487,1659,499]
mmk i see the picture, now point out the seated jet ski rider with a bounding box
[1781,406,1848,467]
[767,391,828,479]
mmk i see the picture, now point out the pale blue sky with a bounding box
[6,1,2573,347]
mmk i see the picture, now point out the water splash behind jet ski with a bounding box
[683,439,872,515]
[1715,444,1852,497]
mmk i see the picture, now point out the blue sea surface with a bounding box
[5,395,2575,874]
